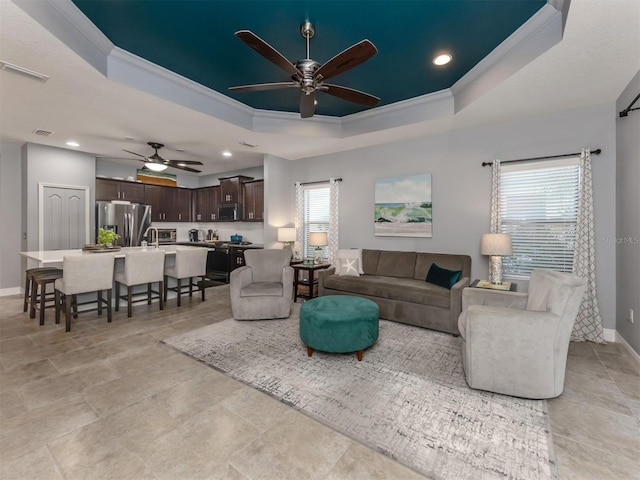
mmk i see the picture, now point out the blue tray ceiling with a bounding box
[72,0,545,117]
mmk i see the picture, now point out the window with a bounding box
[302,184,330,259]
[499,158,580,277]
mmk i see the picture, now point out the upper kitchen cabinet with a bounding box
[219,175,253,204]
[144,185,191,222]
[243,179,264,221]
[96,178,145,203]
[194,186,221,222]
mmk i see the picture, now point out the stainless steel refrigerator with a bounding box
[96,201,152,247]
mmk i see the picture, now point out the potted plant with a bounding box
[97,228,120,248]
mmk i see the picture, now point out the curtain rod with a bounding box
[619,93,640,117]
[481,148,601,167]
[297,178,343,186]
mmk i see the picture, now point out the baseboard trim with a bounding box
[615,331,640,366]
[0,287,21,297]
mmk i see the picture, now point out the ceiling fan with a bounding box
[122,142,203,173]
[229,22,380,118]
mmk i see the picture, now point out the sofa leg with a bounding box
[306,346,313,357]
[356,350,363,361]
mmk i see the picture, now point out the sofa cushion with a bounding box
[425,263,462,289]
[240,282,284,297]
[323,274,450,308]
[376,251,417,278]
[362,249,380,275]
[414,253,468,280]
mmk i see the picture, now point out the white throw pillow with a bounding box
[337,248,364,274]
[338,257,360,277]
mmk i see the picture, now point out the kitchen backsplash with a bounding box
[151,221,265,244]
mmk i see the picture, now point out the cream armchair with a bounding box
[458,269,586,399]
[230,249,293,320]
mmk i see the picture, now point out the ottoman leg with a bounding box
[357,350,363,361]
[306,346,314,357]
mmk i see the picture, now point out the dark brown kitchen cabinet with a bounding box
[144,185,191,222]
[95,178,145,203]
[193,186,221,222]
[243,180,264,221]
[219,175,253,204]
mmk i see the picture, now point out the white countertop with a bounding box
[20,245,210,265]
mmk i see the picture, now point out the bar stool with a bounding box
[114,250,166,317]
[23,267,62,313]
[28,269,64,325]
[164,248,208,307]
[54,254,115,332]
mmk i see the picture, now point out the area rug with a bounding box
[163,305,557,480]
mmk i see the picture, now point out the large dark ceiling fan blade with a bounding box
[229,82,298,92]
[300,92,316,118]
[235,30,303,78]
[313,40,377,82]
[322,84,380,107]
[169,164,201,173]
[166,159,203,166]
[122,149,148,158]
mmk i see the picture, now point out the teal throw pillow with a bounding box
[426,263,462,290]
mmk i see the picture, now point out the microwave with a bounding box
[157,228,176,244]
[218,203,241,221]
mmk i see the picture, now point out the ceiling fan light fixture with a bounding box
[145,162,168,172]
[433,53,452,66]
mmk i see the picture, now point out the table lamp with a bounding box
[277,227,296,250]
[480,233,512,284]
[309,231,328,264]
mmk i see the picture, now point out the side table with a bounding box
[292,262,331,301]
[470,279,518,292]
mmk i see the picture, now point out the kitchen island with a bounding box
[20,245,209,267]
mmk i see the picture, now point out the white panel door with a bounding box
[42,186,87,250]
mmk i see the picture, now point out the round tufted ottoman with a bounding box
[300,295,379,361]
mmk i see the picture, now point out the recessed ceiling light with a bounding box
[66,141,80,147]
[222,150,232,157]
[433,53,452,66]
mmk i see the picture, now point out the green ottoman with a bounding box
[300,295,379,361]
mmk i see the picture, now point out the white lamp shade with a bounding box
[480,233,513,256]
[277,227,296,242]
[145,162,168,172]
[308,231,328,247]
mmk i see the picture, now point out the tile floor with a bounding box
[1,286,638,479]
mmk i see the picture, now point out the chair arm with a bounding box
[282,266,294,295]
[449,276,470,318]
[462,287,528,311]
[230,266,253,300]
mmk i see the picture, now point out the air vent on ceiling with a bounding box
[239,141,258,148]
[33,129,54,137]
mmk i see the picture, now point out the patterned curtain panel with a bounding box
[489,159,502,273]
[328,178,340,266]
[572,149,605,343]
[294,182,304,260]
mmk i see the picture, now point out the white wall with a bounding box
[21,143,96,277]
[615,71,640,354]
[0,143,23,293]
[277,103,618,331]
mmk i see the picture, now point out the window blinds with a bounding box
[303,185,330,259]
[500,158,580,277]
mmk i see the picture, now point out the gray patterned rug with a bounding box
[163,305,557,480]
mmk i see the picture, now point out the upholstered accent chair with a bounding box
[230,249,294,320]
[54,254,116,332]
[114,250,166,317]
[458,269,587,399]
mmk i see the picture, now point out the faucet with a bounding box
[144,226,159,248]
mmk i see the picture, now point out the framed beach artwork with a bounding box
[374,173,432,237]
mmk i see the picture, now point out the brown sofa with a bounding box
[318,249,471,335]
